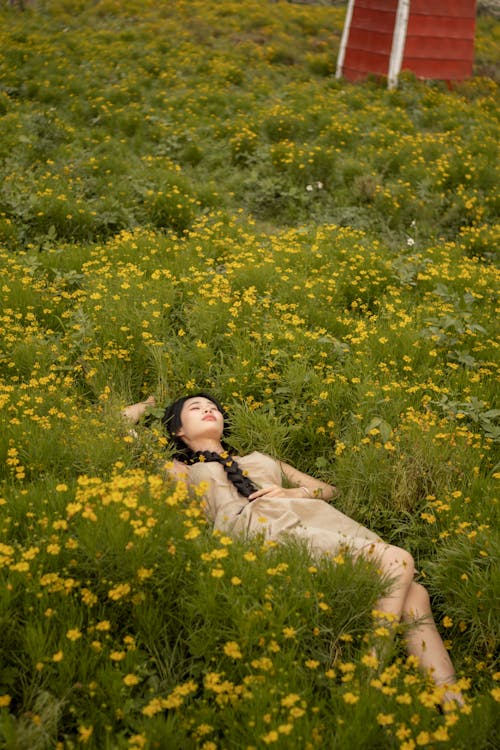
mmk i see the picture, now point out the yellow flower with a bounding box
[251,656,274,671]
[195,723,214,738]
[123,674,140,686]
[262,730,279,744]
[142,698,163,717]
[442,615,453,628]
[223,641,242,659]
[377,713,394,725]
[110,651,126,661]
[343,692,359,704]
[305,659,320,669]
[211,567,225,578]
[66,628,82,641]
[0,695,11,707]
[95,620,111,631]
[416,731,431,745]
[281,694,300,707]
[52,650,64,662]
[396,693,412,705]
[137,567,153,580]
[361,653,379,669]
[10,562,29,572]
[108,583,131,601]
[230,576,241,585]
[81,588,97,607]
[432,726,449,741]
[128,733,147,748]
[78,725,93,744]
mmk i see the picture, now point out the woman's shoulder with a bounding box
[165,459,190,479]
[237,451,279,465]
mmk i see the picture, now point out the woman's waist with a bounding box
[213,498,248,520]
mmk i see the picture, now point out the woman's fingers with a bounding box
[249,485,290,500]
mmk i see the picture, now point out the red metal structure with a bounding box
[336,0,477,88]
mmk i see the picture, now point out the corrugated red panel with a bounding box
[404,37,474,59]
[340,0,476,83]
[403,0,476,79]
[406,16,476,39]
[410,0,476,18]
[348,28,394,53]
[353,0,399,11]
[402,58,474,78]
[344,48,391,76]
[342,1,397,79]
[350,7,400,34]
[342,67,373,82]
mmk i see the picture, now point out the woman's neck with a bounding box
[187,439,225,454]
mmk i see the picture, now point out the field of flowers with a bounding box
[0,1,499,748]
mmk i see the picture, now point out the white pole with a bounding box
[336,0,356,79]
[388,0,411,89]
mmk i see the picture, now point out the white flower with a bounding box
[406,237,415,247]
[316,181,323,189]
[306,184,313,192]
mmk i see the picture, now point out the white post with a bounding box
[336,0,356,79]
[388,0,411,89]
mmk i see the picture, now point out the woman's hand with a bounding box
[248,485,306,501]
[121,396,156,423]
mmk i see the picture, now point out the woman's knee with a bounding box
[374,543,415,581]
[405,581,431,617]
[359,542,416,589]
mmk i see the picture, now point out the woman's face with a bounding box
[177,396,224,447]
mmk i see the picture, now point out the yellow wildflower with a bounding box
[223,641,242,659]
[123,674,140,686]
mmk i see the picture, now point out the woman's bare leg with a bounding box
[401,581,464,708]
[358,542,464,707]
[361,542,415,621]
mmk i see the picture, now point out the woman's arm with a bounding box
[121,396,156,424]
[247,458,338,502]
[278,459,338,501]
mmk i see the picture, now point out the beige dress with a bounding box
[188,451,381,558]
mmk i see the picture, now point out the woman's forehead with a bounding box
[183,396,218,409]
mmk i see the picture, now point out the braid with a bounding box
[180,448,259,499]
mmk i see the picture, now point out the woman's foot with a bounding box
[121,396,156,423]
[440,686,465,711]
[435,676,465,711]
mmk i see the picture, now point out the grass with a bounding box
[0,1,499,748]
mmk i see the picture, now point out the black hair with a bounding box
[162,393,259,499]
